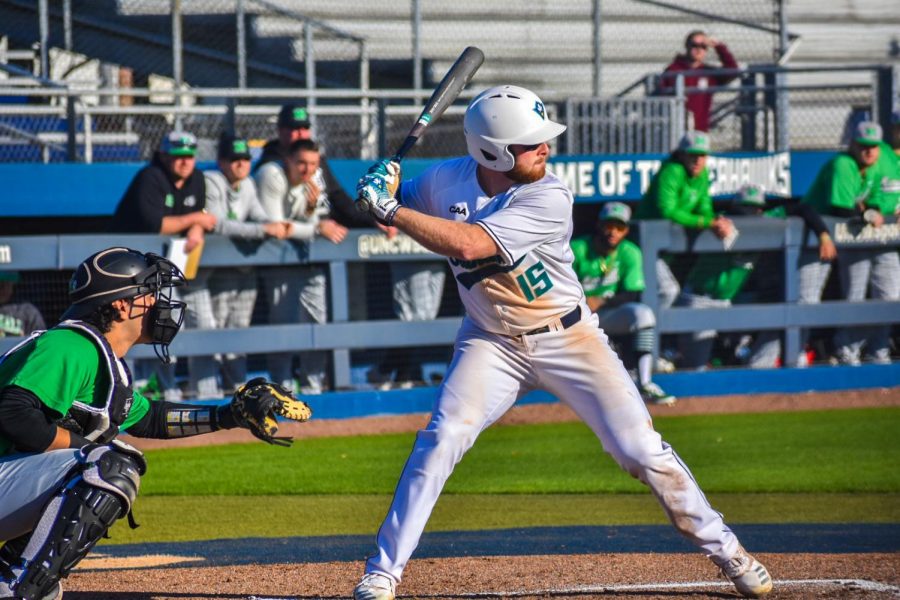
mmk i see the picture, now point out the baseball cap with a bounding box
[161,131,198,157]
[598,202,632,225]
[0,271,20,283]
[277,104,311,129]
[676,130,711,155]
[218,134,252,161]
[735,183,766,206]
[854,121,882,146]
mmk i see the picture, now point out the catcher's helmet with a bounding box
[61,247,186,362]
[464,85,566,172]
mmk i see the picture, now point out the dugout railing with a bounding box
[638,217,900,367]
[0,220,897,389]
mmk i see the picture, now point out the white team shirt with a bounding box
[401,156,585,336]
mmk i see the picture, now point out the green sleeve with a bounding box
[618,241,646,292]
[5,329,103,417]
[122,389,151,430]
[694,171,715,222]
[656,163,711,229]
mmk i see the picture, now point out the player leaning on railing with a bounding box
[0,247,311,600]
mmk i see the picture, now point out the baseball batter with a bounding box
[351,85,772,600]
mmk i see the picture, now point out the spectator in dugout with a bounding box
[569,203,675,405]
[676,183,835,370]
[0,272,45,338]
[257,139,347,394]
[634,131,735,310]
[256,103,380,229]
[658,30,739,132]
[109,131,216,400]
[800,121,899,366]
[180,134,295,398]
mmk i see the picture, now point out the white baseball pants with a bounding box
[365,310,740,582]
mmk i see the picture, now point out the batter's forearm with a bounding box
[392,207,497,260]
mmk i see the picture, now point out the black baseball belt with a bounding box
[523,305,582,336]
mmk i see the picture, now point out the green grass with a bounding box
[140,407,900,495]
[102,407,900,545]
[110,492,900,544]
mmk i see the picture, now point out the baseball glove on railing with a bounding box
[226,377,312,446]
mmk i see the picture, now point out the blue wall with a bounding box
[0,151,834,218]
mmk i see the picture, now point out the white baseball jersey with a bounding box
[401,157,585,336]
[363,155,746,587]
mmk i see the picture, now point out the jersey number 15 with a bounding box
[516,261,554,302]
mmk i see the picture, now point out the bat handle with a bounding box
[356,196,370,212]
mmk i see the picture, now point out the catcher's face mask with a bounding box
[142,254,186,363]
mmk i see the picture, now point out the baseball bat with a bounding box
[357,46,485,211]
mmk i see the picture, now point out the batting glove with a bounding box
[356,160,402,225]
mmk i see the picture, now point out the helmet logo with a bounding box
[533,101,546,120]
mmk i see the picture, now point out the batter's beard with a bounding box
[506,161,546,184]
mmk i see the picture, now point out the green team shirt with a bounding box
[873,141,900,216]
[801,152,881,215]
[635,159,714,228]
[0,328,150,456]
[684,208,784,301]
[570,236,645,298]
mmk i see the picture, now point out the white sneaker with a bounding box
[353,572,396,600]
[715,547,773,598]
[639,382,676,406]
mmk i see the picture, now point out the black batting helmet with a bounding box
[61,247,186,362]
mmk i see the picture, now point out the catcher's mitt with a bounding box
[229,377,312,446]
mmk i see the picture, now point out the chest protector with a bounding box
[0,320,134,443]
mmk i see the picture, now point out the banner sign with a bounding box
[544,152,793,200]
[0,151,835,217]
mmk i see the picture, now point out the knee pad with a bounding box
[9,444,144,600]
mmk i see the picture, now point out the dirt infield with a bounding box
[73,388,900,599]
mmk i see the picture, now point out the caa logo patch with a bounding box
[449,204,468,217]
[533,100,546,120]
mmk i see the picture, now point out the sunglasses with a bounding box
[688,43,708,50]
[512,143,542,154]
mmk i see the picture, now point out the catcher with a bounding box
[0,247,311,600]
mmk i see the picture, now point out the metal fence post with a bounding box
[875,65,895,137]
[592,0,602,97]
[774,0,790,151]
[739,71,757,151]
[38,0,49,78]
[236,0,247,89]
[360,41,375,159]
[66,89,77,162]
[376,98,387,158]
[304,21,316,126]
[63,0,73,52]
[672,74,686,146]
[412,0,422,99]
[329,260,351,389]
[783,218,802,367]
[171,0,184,131]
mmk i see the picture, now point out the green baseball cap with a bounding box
[735,183,766,206]
[161,131,198,157]
[218,134,252,160]
[277,104,311,129]
[598,201,632,224]
[0,271,20,282]
[854,121,882,146]
[677,130,711,155]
